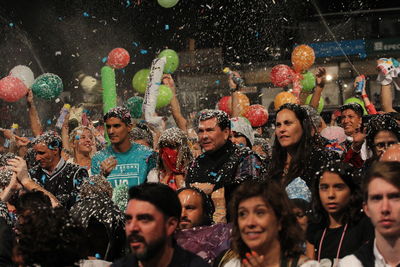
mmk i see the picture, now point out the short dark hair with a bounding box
[197,109,231,131]
[340,103,363,118]
[15,191,52,214]
[177,187,215,226]
[364,161,400,202]
[128,183,182,220]
[104,107,132,126]
[366,114,400,153]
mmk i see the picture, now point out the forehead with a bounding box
[126,199,163,217]
[276,109,298,122]
[198,117,219,129]
[239,196,268,209]
[374,130,398,141]
[178,190,203,204]
[106,117,125,125]
[367,177,400,195]
[342,109,359,117]
[81,129,92,136]
[34,143,50,152]
[320,171,345,184]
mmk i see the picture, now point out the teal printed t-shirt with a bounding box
[91,143,157,188]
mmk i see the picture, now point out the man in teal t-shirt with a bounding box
[91,107,156,188]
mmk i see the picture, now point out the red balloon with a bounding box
[217,96,231,115]
[244,104,269,127]
[270,64,295,87]
[107,48,130,69]
[0,76,28,102]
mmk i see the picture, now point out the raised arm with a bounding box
[26,90,43,136]
[310,67,326,110]
[162,74,188,132]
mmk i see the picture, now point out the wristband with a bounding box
[361,94,368,99]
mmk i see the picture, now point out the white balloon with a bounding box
[9,65,35,88]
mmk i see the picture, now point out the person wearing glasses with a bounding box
[362,114,400,175]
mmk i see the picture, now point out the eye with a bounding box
[238,210,247,218]
[319,184,328,191]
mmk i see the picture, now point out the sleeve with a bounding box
[91,153,101,175]
[234,153,265,182]
[365,103,377,115]
[343,148,364,168]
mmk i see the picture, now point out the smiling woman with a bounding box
[214,181,307,267]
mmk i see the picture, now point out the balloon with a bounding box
[158,49,179,73]
[157,0,179,8]
[125,96,143,119]
[300,71,316,92]
[107,48,130,69]
[244,105,269,127]
[217,96,231,115]
[230,92,250,116]
[270,64,294,87]
[344,97,368,115]
[0,76,28,102]
[101,66,116,114]
[31,73,63,100]
[291,45,315,72]
[132,69,150,94]
[305,94,325,114]
[9,65,34,88]
[156,85,173,109]
[274,91,298,110]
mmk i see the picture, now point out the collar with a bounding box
[42,158,65,176]
[373,239,400,267]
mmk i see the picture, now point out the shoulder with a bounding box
[131,142,154,154]
[338,254,363,267]
[213,249,240,267]
[174,245,210,266]
[92,147,112,160]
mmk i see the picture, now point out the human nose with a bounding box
[380,197,391,215]
[126,218,139,233]
[327,188,335,199]
[244,213,257,228]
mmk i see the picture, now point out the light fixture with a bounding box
[326,74,333,81]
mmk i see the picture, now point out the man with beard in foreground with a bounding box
[111,183,209,267]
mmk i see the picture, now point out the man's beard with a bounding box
[128,233,167,261]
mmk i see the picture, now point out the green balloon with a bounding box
[31,73,63,100]
[132,69,150,94]
[158,49,179,74]
[125,96,143,119]
[301,71,316,93]
[156,85,173,109]
[305,94,324,114]
[157,0,179,8]
[101,66,116,114]
[344,97,368,115]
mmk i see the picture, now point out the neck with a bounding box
[74,152,91,168]
[255,239,281,267]
[112,139,131,153]
[46,157,61,173]
[375,232,400,266]
[139,240,174,267]
[328,213,344,228]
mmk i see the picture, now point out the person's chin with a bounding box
[179,222,192,229]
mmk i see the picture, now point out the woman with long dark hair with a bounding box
[269,103,338,189]
[214,181,308,267]
[306,160,374,267]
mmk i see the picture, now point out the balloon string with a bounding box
[311,0,361,76]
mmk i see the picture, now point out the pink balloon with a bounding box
[270,64,295,87]
[107,48,130,69]
[0,76,28,102]
[217,96,231,115]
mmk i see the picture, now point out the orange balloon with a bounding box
[228,92,250,116]
[291,45,315,72]
[274,91,298,110]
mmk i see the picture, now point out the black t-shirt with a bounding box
[111,244,210,267]
[307,216,374,267]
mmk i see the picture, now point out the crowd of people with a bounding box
[0,60,400,267]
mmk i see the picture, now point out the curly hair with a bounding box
[229,180,304,259]
[311,160,363,227]
[366,114,400,157]
[269,103,323,186]
[16,206,87,267]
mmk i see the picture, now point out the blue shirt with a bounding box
[91,143,157,188]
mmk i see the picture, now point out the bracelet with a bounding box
[361,94,368,99]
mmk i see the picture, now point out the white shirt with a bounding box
[339,239,397,267]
